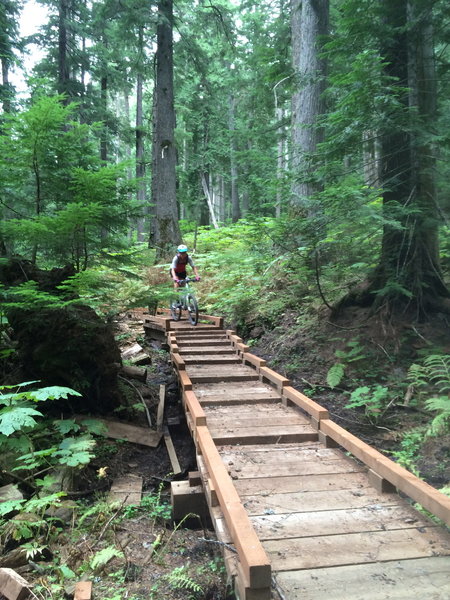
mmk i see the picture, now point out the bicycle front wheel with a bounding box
[186,294,198,325]
[170,299,182,321]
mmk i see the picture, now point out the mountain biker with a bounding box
[170,244,200,290]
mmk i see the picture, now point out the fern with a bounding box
[165,566,203,594]
[423,355,450,392]
[90,545,123,570]
[425,396,450,434]
[326,363,345,388]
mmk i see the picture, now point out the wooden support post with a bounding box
[171,352,185,370]
[207,478,219,507]
[368,469,397,494]
[259,366,290,391]
[188,471,202,487]
[242,352,267,372]
[171,481,208,520]
[179,371,192,391]
[282,386,329,421]
[318,431,339,448]
[183,390,207,426]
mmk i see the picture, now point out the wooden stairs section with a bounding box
[154,319,450,600]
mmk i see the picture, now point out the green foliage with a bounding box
[165,566,203,595]
[408,354,450,434]
[326,339,367,389]
[90,546,124,571]
[345,385,391,423]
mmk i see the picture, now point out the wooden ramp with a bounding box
[159,323,450,600]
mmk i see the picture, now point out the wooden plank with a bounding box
[193,382,281,405]
[264,527,450,571]
[274,557,450,600]
[74,581,92,600]
[171,352,185,370]
[179,346,236,354]
[320,419,450,526]
[181,354,241,364]
[186,365,259,383]
[209,424,318,445]
[236,342,250,354]
[242,352,267,371]
[223,454,363,480]
[251,504,435,540]
[259,366,290,390]
[183,390,207,426]
[233,472,369,496]
[283,386,329,421]
[164,427,182,475]
[219,445,344,465]
[206,414,310,428]
[196,426,271,589]
[0,568,31,600]
[109,474,143,505]
[178,370,193,391]
[99,419,162,447]
[244,488,400,515]
[157,385,165,432]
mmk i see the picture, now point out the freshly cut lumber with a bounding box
[282,386,329,421]
[0,568,31,600]
[97,419,162,447]
[109,474,143,506]
[274,557,450,600]
[121,342,144,359]
[196,425,271,589]
[264,527,450,571]
[74,581,92,600]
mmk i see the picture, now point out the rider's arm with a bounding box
[170,257,179,280]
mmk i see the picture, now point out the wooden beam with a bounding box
[196,426,271,589]
[157,385,166,432]
[320,419,450,526]
[183,390,207,427]
[282,386,329,421]
[259,366,290,390]
[109,474,143,505]
[164,426,182,475]
[242,352,267,371]
[97,419,162,447]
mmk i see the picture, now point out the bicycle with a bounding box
[170,277,199,325]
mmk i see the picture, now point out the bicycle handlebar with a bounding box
[175,276,199,285]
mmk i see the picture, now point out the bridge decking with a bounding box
[145,314,450,599]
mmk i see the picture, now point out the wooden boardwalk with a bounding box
[145,314,450,600]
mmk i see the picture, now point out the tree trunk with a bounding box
[136,37,146,242]
[149,0,181,262]
[58,0,70,104]
[228,95,240,223]
[339,0,449,316]
[290,0,329,210]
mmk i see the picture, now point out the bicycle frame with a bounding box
[170,277,199,325]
